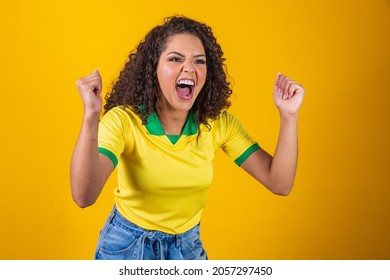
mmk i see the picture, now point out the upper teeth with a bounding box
[177,80,194,86]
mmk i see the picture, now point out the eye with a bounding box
[195,59,206,65]
[168,56,183,63]
[195,59,206,64]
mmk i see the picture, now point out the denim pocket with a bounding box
[181,232,207,260]
[95,222,139,260]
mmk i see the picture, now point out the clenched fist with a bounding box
[76,69,103,115]
[273,73,305,117]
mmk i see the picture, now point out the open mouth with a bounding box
[176,79,195,100]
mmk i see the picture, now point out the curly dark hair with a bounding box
[104,15,232,130]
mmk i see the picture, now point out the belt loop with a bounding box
[175,234,180,248]
[158,239,163,260]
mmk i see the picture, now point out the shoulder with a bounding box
[209,110,241,129]
[103,105,135,118]
[101,106,141,126]
[203,111,244,143]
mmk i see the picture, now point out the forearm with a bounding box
[269,113,299,195]
[241,73,304,195]
[70,113,102,207]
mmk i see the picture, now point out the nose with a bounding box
[183,68,195,74]
[182,61,195,74]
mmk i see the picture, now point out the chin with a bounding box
[172,97,197,111]
[174,103,194,112]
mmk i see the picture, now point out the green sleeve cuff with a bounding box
[98,147,118,168]
[234,143,261,166]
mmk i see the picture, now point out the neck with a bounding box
[157,107,189,135]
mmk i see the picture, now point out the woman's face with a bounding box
[156,33,207,113]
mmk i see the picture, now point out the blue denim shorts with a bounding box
[94,206,208,260]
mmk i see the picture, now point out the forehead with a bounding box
[163,33,205,54]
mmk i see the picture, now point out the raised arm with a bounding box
[241,73,305,195]
[70,69,114,208]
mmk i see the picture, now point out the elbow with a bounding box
[264,175,295,196]
[72,195,96,208]
[268,183,293,196]
[70,173,101,208]
[71,183,97,208]
[274,188,292,196]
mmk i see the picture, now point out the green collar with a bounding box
[145,110,198,137]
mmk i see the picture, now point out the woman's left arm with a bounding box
[240,73,305,195]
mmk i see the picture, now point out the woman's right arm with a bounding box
[70,69,114,208]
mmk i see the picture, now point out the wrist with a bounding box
[83,110,101,124]
[279,111,299,122]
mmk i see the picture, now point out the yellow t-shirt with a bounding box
[98,106,260,234]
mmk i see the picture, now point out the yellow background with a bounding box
[1,0,389,259]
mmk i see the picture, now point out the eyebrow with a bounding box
[167,51,206,58]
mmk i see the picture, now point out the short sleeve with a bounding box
[221,112,261,166]
[98,107,128,168]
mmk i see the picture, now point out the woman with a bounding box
[70,15,305,260]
